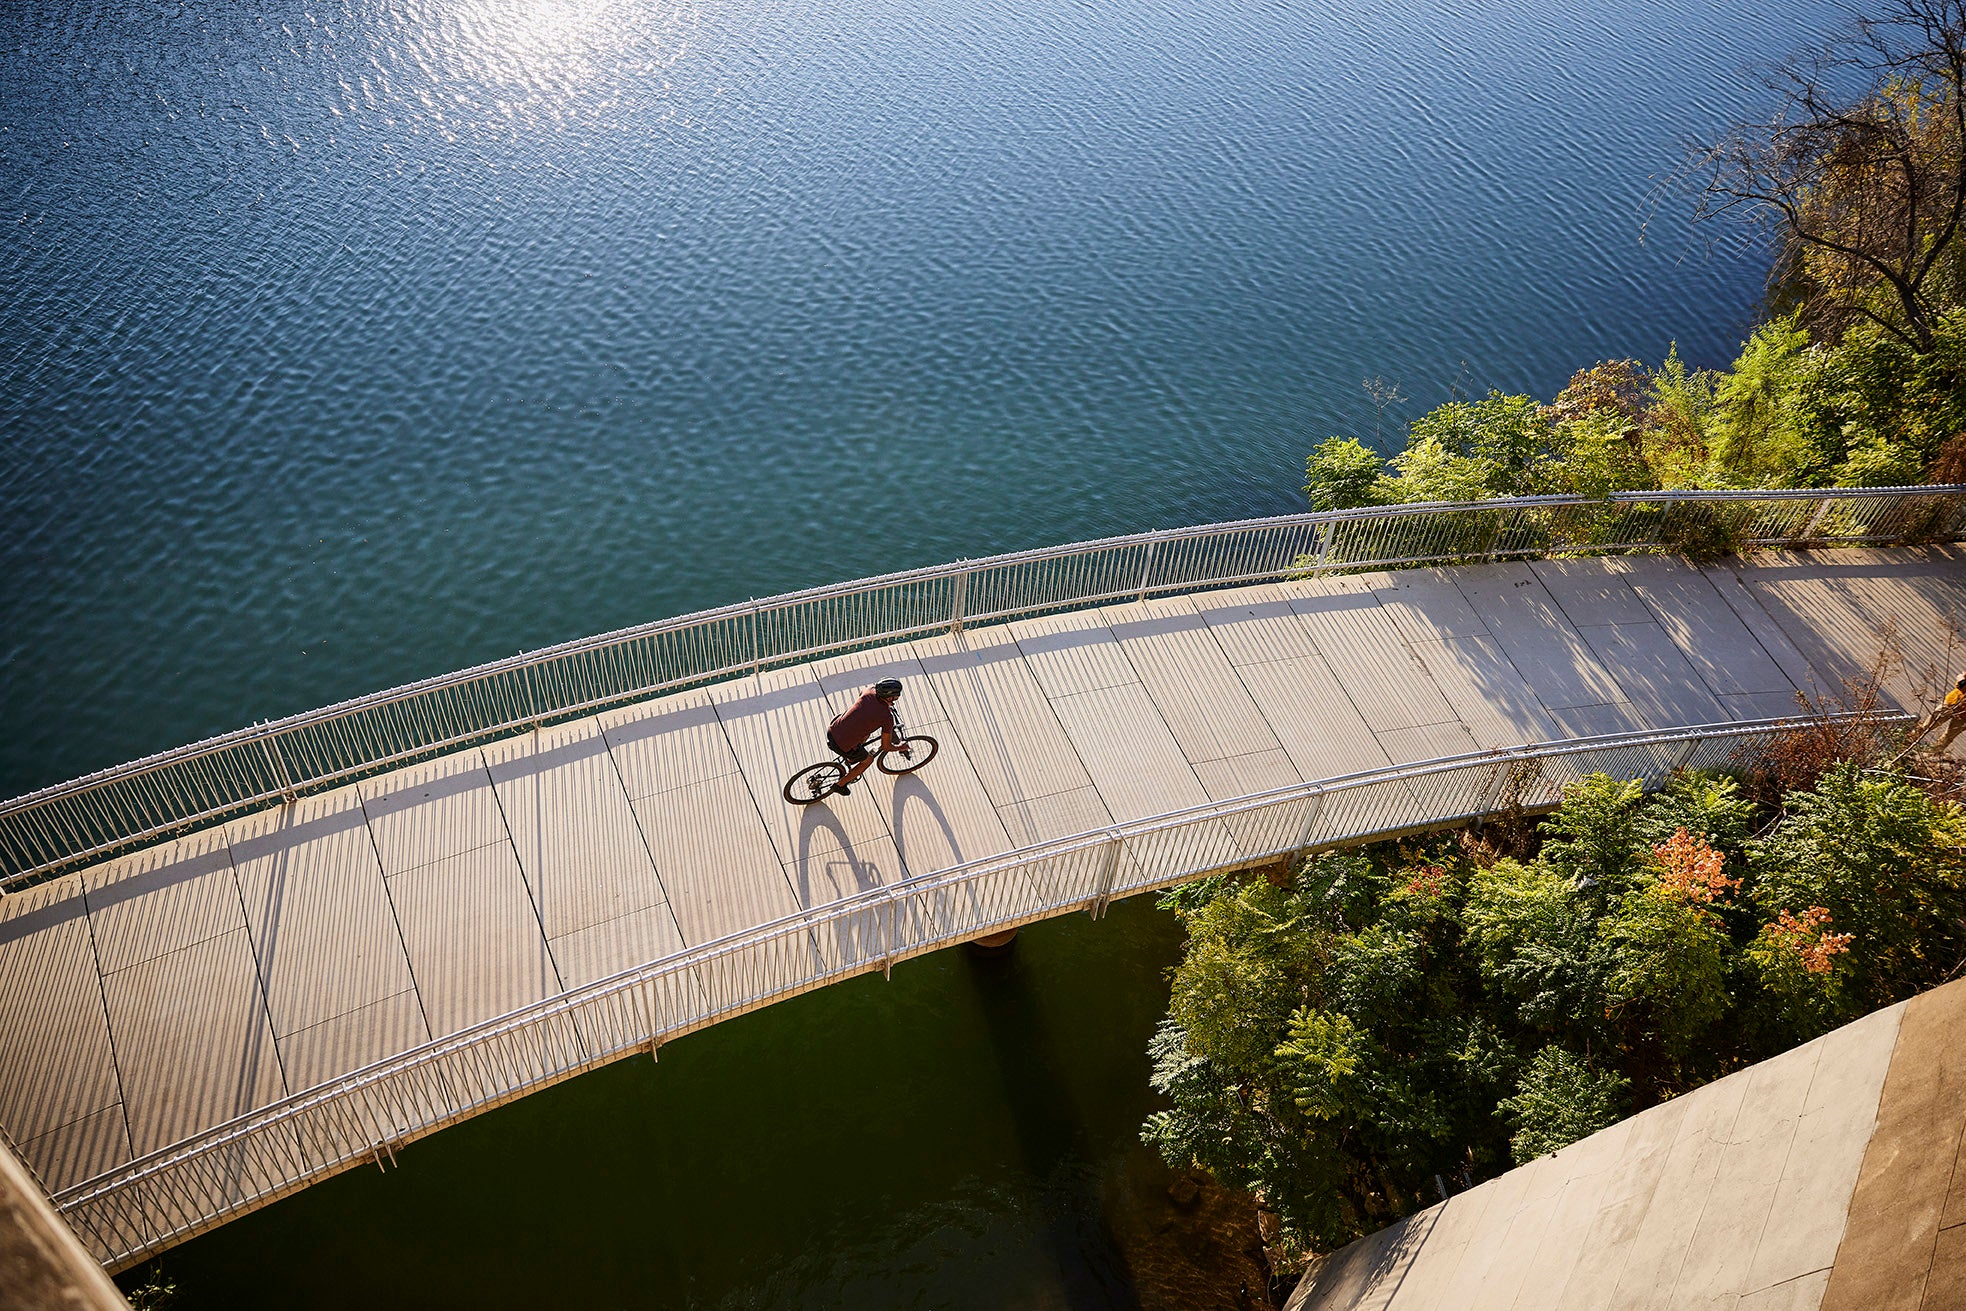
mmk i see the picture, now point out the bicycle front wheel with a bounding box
[878,734,939,775]
[783,761,847,805]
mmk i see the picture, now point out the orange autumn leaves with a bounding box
[1650,826,1851,975]
[1762,906,1855,975]
[1651,828,1739,905]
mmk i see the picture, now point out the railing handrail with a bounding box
[47,710,1907,1217]
[4,484,1961,886]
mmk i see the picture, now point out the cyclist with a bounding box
[824,678,906,796]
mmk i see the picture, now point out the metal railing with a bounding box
[3,484,1960,887]
[50,712,1909,1271]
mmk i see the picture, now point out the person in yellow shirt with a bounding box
[1910,671,1966,753]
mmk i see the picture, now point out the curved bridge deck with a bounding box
[4,546,1963,1266]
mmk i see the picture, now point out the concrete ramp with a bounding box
[1285,975,1966,1311]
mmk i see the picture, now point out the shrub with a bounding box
[1498,1047,1629,1164]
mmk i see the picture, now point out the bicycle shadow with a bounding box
[791,803,910,972]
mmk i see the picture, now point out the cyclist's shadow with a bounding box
[889,772,964,871]
[791,803,892,968]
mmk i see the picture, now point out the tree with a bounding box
[1706,315,1822,486]
[1687,1,1966,351]
[1497,1047,1628,1164]
[1746,905,1856,1034]
[1462,859,1607,1037]
[1751,762,1966,1007]
[1538,775,1647,894]
[1399,392,1554,497]
[1630,771,1759,855]
[1303,437,1387,511]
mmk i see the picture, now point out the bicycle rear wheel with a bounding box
[878,734,939,775]
[783,760,847,805]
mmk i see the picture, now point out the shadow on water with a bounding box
[964,939,1145,1311]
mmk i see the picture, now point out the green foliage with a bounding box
[1708,315,1819,487]
[1304,437,1388,511]
[124,1266,177,1311]
[1745,908,1854,1036]
[1371,392,1560,502]
[1751,763,1966,1010]
[1327,924,1423,1031]
[1406,393,1549,480]
[1462,859,1605,1036]
[1376,435,1497,504]
[1643,347,1716,488]
[1309,308,1964,517]
[1144,766,1966,1255]
[1167,878,1312,1074]
[1276,1009,1365,1120]
[1548,411,1653,499]
[1631,771,1757,855]
[1599,882,1733,1053]
[1538,775,1646,894]
[1497,1047,1628,1164]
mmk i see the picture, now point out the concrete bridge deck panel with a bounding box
[0,876,126,1191]
[1101,595,1295,769]
[1286,578,1461,735]
[1231,654,1395,778]
[626,773,793,946]
[596,692,739,800]
[6,548,1965,1244]
[225,789,418,1046]
[1618,556,1795,699]
[1574,620,1729,729]
[1365,566,1491,643]
[99,924,287,1158]
[911,630,1104,813]
[1452,563,1633,714]
[481,720,671,944]
[1406,635,1565,750]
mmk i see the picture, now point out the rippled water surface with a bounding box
[4,0,1844,798]
[7,0,1841,1303]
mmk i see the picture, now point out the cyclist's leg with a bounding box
[841,746,877,785]
[830,734,875,790]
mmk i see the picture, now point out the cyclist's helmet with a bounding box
[874,678,903,699]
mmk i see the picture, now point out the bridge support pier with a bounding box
[967,928,1019,954]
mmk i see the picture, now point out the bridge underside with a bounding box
[3,547,1962,1267]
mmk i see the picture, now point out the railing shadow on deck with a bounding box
[3,486,1961,889]
[49,712,1910,1272]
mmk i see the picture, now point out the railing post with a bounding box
[1485,509,1522,563]
[522,653,542,729]
[1653,497,1677,547]
[1089,832,1126,918]
[1312,522,1332,574]
[1290,792,1326,867]
[1478,755,1525,821]
[1798,495,1835,543]
[950,564,969,635]
[1136,535,1162,603]
[882,886,902,980]
[257,723,297,804]
[747,601,761,679]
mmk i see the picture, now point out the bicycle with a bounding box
[782,712,940,805]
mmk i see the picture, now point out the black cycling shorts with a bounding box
[827,732,872,765]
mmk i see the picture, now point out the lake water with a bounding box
[4,0,1843,1303]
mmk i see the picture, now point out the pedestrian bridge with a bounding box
[1,490,1961,1271]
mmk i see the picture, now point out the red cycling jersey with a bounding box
[827,687,897,750]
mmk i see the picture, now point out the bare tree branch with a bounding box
[1680,0,1966,351]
